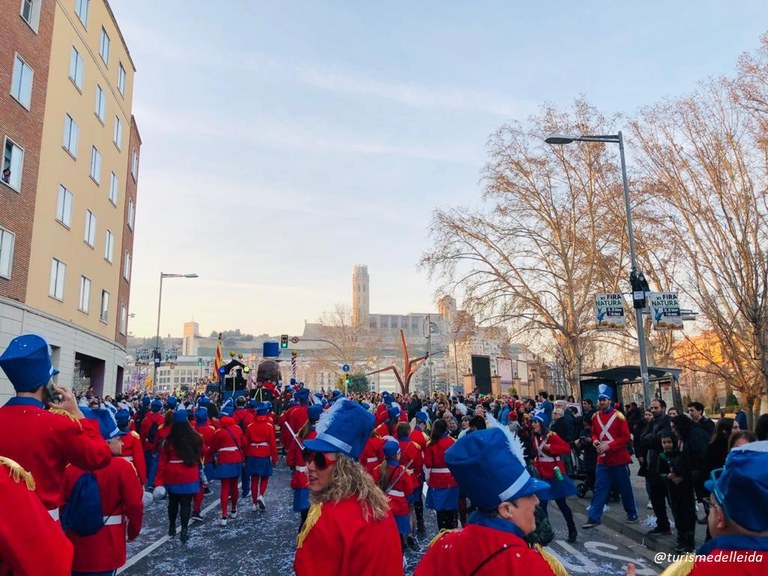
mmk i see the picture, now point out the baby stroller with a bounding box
[570,440,596,498]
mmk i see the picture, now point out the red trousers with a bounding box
[220,477,239,517]
[250,476,270,501]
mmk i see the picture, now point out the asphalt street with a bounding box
[120,463,662,576]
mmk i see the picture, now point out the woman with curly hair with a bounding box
[294,399,403,576]
[154,409,202,543]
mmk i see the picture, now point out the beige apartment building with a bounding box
[0,0,140,402]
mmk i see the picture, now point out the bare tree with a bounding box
[313,304,378,386]
[632,76,768,425]
[422,99,656,393]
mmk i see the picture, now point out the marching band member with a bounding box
[0,334,111,515]
[294,399,403,576]
[211,410,246,525]
[414,427,567,576]
[154,409,202,543]
[233,396,254,499]
[397,421,426,537]
[192,406,216,522]
[287,404,322,531]
[360,430,386,476]
[424,418,459,531]
[374,440,417,555]
[140,399,165,491]
[116,408,147,487]
[245,402,278,511]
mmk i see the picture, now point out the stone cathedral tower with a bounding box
[352,265,370,329]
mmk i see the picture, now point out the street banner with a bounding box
[649,292,684,330]
[595,293,626,330]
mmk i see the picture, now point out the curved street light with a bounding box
[153,272,198,390]
[546,131,652,406]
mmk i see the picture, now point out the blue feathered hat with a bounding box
[256,402,269,415]
[303,398,374,459]
[197,395,210,407]
[150,399,162,412]
[173,409,188,424]
[308,404,323,421]
[446,427,549,510]
[195,407,208,424]
[142,395,151,407]
[597,384,613,400]
[115,409,131,427]
[387,405,401,420]
[82,407,125,440]
[295,387,310,404]
[531,409,551,429]
[0,334,60,392]
[166,396,178,410]
[415,411,429,423]
[383,440,400,462]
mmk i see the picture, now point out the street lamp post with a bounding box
[153,272,198,391]
[546,131,652,406]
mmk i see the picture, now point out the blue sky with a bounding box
[108,1,768,340]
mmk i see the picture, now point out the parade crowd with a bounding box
[1,333,768,575]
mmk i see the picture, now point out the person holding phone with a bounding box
[0,334,111,518]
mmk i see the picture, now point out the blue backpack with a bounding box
[61,472,105,536]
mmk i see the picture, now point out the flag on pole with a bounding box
[213,333,223,378]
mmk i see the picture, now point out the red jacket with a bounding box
[139,411,164,452]
[374,463,416,516]
[591,409,632,466]
[232,408,254,433]
[245,415,278,463]
[196,424,216,463]
[0,456,73,576]
[359,436,385,476]
[409,428,429,450]
[62,457,144,573]
[398,438,424,483]
[286,405,309,452]
[424,436,458,488]
[211,418,246,465]
[0,398,111,510]
[288,430,316,490]
[294,498,403,576]
[415,521,562,575]
[155,445,200,487]
[532,431,571,480]
[120,431,147,486]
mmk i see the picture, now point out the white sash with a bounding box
[598,411,618,443]
[535,436,555,463]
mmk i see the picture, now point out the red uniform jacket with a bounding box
[591,409,632,466]
[245,416,278,463]
[156,424,171,450]
[294,498,403,576]
[424,436,458,488]
[0,398,111,510]
[375,421,399,439]
[415,522,561,575]
[409,428,429,450]
[196,424,216,463]
[286,406,309,452]
[287,430,317,490]
[233,408,254,434]
[139,411,164,452]
[532,431,571,480]
[373,463,416,516]
[398,438,425,483]
[120,431,147,486]
[359,436,385,476]
[0,456,73,576]
[211,418,246,465]
[375,403,389,426]
[155,445,200,487]
[62,457,143,573]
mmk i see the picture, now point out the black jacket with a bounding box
[641,414,672,482]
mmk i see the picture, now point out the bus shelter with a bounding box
[580,365,682,410]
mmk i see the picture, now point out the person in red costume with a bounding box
[0,455,74,576]
[116,409,147,487]
[287,404,322,531]
[0,334,111,516]
[414,426,567,576]
[424,418,459,531]
[192,406,216,522]
[531,410,578,543]
[294,398,403,576]
[62,408,144,574]
[628,440,768,576]
[244,402,278,511]
[374,440,417,555]
[211,409,246,525]
[359,430,386,476]
[396,421,426,538]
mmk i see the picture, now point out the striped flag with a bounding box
[213,333,223,378]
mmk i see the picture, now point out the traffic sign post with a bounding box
[342,364,350,373]
[290,336,300,344]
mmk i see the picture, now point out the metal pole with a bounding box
[153,272,164,390]
[618,132,652,407]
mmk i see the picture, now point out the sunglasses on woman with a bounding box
[303,448,337,471]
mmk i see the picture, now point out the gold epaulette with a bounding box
[616,411,626,421]
[49,407,80,422]
[296,502,322,549]
[534,544,569,576]
[0,456,36,491]
[659,557,696,576]
[130,431,140,440]
[427,528,456,549]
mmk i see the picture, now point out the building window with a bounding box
[94,85,105,122]
[20,0,41,31]
[75,0,89,26]
[123,251,131,282]
[109,172,118,205]
[130,149,139,180]
[89,146,101,183]
[113,116,122,149]
[127,198,135,230]
[119,304,127,335]
[0,227,15,279]
[2,138,24,191]
[49,258,66,301]
[79,275,91,313]
[104,230,113,262]
[100,290,110,323]
[84,209,96,247]
[56,184,73,227]
[69,47,84,90]
[11,54,33,109]
[117,63,126,95]
[62,114,79,156]
[99,27,110,65]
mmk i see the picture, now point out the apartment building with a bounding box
[0,0,140,402]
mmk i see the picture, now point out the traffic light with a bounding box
[197,357,203,367]
[280,334,289,349]
[345,375,350,387]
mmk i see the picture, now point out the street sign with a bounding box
[290,336,300,344]
[649,292,684,330]
[594,293,626,330]
[342,364,350,372]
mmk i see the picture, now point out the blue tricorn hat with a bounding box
[195,407,208,424]
[705,440,768,532]
[115,409,131,427]
[150,399,163,412]
[82,407,125,440]
[0,334,60,392]
[446,427,549,510]
[304,398,374,459]
[531,409,551,429]
[597,384,613,400]
[173,409,188,424]
[308,404,323,421]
